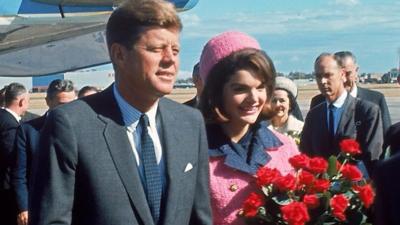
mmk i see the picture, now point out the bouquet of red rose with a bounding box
[240,139,374,225]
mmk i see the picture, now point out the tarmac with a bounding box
[28,83,400,124]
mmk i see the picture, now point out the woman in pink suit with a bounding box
[198,31,299,225]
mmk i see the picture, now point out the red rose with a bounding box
[281,201,310,225]
[274,174,296,192]
[289,154,310,170]
[307,157,328,174]
[310,179,330,193]
[303,194,320,209]
[256,167,281,187]
[340,164,363,181]
[298,170,315,186]
[242,192,265,217]
[339,139,361,155]
[353,184,375,209]
[330,194,349,221]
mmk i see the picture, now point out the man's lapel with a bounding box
[96,86,154,225]
[157,98,193,223]
[336,95,356,138]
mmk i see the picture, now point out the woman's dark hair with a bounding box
[199,48,276,123]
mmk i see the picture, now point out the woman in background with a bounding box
[199,31,299,225]
[268,76,304,140]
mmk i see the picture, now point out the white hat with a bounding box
[275,76,298,98]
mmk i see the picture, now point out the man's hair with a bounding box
[47,79,75,100]
[4,83,27,106]
[200,48,276,123]
[78,86,99,98]
[334,51,357,67]
[314,52,341,72]
[106,0,182,51]
[192,62,200,80]
[0,86,6,107]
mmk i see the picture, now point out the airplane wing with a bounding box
[0,0,198,77]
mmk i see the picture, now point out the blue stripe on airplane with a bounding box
[17,0,112,14]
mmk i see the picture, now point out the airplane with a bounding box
[0,0,198,77]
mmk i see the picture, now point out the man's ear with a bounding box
[340,68,347,83]
[110,43,127,68]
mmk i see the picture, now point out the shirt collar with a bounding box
[327,90,348,108]
[113,84,158,129]
[349,85,357,97]
[5,108,21,122]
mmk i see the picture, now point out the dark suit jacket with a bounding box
[374,153,400,225]
[21,111,40,123]
[30,85,212,225]
[309,86,391,134]
[0,108,20,191]
[11,115,46,212]
[301,95,383,173]
[183,96,198,108]
[0,108,20,225]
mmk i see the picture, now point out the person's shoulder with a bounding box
[160,97,202,118]
[354,97,380,113]
[377,153,400,175]
[358,86,384,99]
[22,115,46,131]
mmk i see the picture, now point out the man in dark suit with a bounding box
[300,53,383,174]
[309,51,391,135]
[0,83,30,225]
[183,62,202,108]
[11,79,76,225]
[374,153,400,225]
[30,1,212,225]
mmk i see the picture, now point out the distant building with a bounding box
[32,73,64,92]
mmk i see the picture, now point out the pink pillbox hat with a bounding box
[199,31,261,82]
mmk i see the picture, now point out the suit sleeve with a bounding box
[299,112,312,156]
[378,95,391,135]
[358,103,383,173]
[189,113,212,225]
[30,110,78,225]
[11,126,28,212]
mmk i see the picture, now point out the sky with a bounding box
[175,0,400,78]
[3,0,399,82]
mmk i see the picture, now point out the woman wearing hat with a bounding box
[268,76,304,140]
[199,31,299,225]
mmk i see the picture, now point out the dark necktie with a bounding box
[140,114,162,224]
[328,103,336,138]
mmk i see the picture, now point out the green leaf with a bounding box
[327,156,338,178]
[271,194,293,205]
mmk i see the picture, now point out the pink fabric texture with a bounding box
[209,130,299,225]
[199,31,261,82]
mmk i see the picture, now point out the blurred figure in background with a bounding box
[78,85,99,98]
[268,76,304,141]
[199,31,298,225]
[0,83,29,225]
[184,62,203,108]
[11,79,76,225]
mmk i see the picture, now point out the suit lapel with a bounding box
[95,87,154,225]
[336,95,356,139]
[157,99,192,224]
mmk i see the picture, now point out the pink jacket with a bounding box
[209,130,299,225]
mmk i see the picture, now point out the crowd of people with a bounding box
[0,0,399,225]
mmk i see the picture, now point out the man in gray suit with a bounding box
[30,1,212,225]
[300,53,383,174]
[309,51,391,135]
